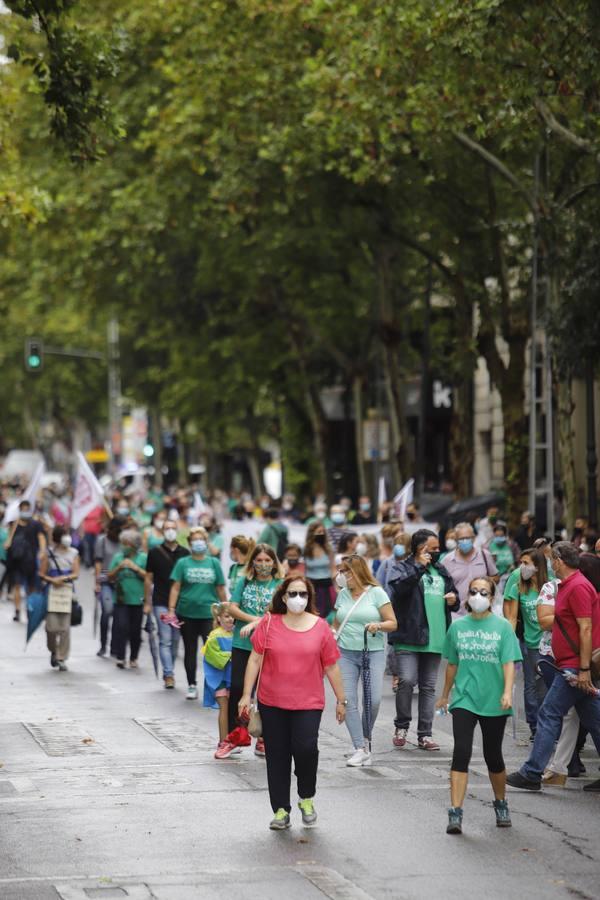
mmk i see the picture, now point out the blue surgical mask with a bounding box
[458,539,474,554]
[393,544,406,559]
[20,510,32,520]
[331,513,345,525]
[360,502,371,512]
[191,539,207,554]
[494,535,507,544]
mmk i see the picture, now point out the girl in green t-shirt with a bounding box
[437,576,522,836]
[215,543,283,759]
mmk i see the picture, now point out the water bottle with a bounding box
[435,706,448,717]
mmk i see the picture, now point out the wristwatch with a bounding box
[336,699,348,706]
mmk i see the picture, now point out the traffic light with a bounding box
[24,338,43,372]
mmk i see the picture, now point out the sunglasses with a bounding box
[468,588,490,597]
[287,590,309,599]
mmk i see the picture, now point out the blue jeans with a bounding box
[338,649,385,749]
[154,605,180,678]
[521,642,546,733]
[521,669,600,782]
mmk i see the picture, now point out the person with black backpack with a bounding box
[5,500,47,622]
[258,508,289,561]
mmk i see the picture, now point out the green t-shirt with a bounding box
[231,576,282,651]
[487,539,514,576]
[110,551,147,606]
[209,532,224,558]
[170,555,225,619]
[334,585,391,652]
[395,566,447,654]
[0,526,8,563]
[443,614,523,717]
[504,572,543,649]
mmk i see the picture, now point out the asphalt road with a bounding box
[0,568,599,900]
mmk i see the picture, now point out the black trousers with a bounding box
[179,616,212,686]
[112,605,144,662]
[259,703,322,812]
[451,707,507,774]
[228,647,251,732]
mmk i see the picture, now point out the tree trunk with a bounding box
[150,406,163,488]
[353,375,368,497]
[499,338,529,530]
[449,380,473,498]
[557,378,577,532]
[175,418,187,487]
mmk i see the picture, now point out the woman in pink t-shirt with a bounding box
[239,575,346,831]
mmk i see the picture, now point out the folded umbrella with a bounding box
[362,627,374,754]
[25,588,47,645]
[144,613,160,678]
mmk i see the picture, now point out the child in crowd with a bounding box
[202,602,234,754]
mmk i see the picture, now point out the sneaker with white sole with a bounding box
[186,685,198,700]
[393,728,408,748]
[254,737,266,757]
[418,736,440,751]
[298,798,317,827]
[269,808,291,830]
[346,747,372,767]
[214,740,242,759]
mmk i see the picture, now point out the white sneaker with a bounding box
[346,747,372,767]
[186,685,198,700]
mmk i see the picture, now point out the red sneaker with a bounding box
[254,737,266,757]
[418,736,440,751]
[393,728,408,748]
[215,740,239,760]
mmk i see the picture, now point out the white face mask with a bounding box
[335,572,347,589]
[60,535,72,548]
[445,538,457,551]
[356,542,367,557]
[469,592,490,614]
[520,563,536,581]
[164,528,178,543]
[286,594,308,614]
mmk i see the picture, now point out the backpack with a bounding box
[9,527,35,568]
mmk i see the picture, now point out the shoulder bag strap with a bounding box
[255,612,272,697]
[335,590,367,641]
[47,547,65,576]
[554,613,581,658]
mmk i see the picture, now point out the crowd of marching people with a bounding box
[1,475,600,833]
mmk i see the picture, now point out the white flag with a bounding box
[377,476,387,507]
[71,452,106,529]
[393,478,414,521]
[3,460,46,524]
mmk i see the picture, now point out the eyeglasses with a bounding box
[468,588,490,598]
[287,590,309,599]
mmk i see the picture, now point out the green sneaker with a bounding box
[493,799,512,828]
[446,806,463,835]
[298,797,317,827]
[269,808,291,831]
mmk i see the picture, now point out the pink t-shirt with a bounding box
[251,614,340,710]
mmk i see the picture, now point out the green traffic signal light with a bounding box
[24,339,44,372]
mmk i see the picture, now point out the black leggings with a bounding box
[112,605,144,662]
[260,704,322,812]
[228,647,251,732]
[179,617,212,686]
[451,707,507,774]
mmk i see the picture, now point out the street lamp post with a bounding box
[586,357,598,530]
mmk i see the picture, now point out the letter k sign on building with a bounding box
[432,380,452,410]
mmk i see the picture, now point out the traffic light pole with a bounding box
[24,325,121,474]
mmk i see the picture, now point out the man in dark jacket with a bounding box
[387,528,459,751]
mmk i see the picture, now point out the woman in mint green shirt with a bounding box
[437,576,522,835]
[109,529,147,670]
[334,555,396,767]
[502,547,548,740]
[168,526,226,700]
